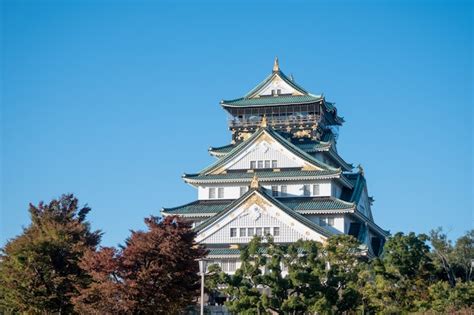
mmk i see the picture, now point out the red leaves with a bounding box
[74,216,208,314]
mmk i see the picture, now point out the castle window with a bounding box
[328,217,335,226]
[250,161,256,169]
[277,89,281,95]
[271,185,279,197]
[272,160,278,168]
[248,228,255,237]
[230,228,237,237]
[240,228,246,237]
[218,187,224,199]
[313,184,320,196]
[240,186,248,196]
[281,185,287,196]
[303,184,311,196]
[273,227,280,236]
[209,188,216,199]
[264,227,271,235]
[264,160,271,168]
[256,227,263,236]
[258,161,263,168]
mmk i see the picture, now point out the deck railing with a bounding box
[228,115,320,128]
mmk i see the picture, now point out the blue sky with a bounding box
[1,0,472,247]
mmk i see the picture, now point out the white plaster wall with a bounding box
[258,76,296,96]
[197,181,334,200]
[305,215,345,233]
[227,140,304,170]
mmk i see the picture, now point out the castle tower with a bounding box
[162,60,388,274]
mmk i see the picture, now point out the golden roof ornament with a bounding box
[260,115,268,128]
[250,173,260,189]
[273,57,279,72]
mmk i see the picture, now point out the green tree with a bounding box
[360,232,434,313]
[453,229,474,282]
[212,235,365,314]
[0,194,101,314]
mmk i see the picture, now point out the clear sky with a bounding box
[1,0,472,247]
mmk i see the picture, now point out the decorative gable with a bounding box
[226,137,310,170]
[205,128,333,175]
[196,191,329,244]
[251,73,305,98]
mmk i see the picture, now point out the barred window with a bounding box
[248,228,255,237]
[313,184,320,196]
[264,160,271,168]
[264,227,271,235]
[328,217,335,226]
[209,188,216,199]
[273,227,280,236]
[250,161,256,169]
[281,185,287,197]
[303,184,311,196]
[256,228,262,236]
[257,161,263,168]
[240,228,246,237]
[272,160,278,168]
[230,228,237,237]
[271,185,279,197]
[218,187,224,199]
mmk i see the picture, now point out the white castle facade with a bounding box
[162,59,388,275]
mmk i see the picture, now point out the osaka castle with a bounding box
[162,58,388,272]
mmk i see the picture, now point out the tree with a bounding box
[73,216,207,314]
[360,232,435,312]
[429,227,457,287]
[453,229,474,282]
[0,194,101,314]
[211,235,365,314]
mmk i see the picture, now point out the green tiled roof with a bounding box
[221,95,322,107]
[282,197,355,212]
[162,200,230,215]
[162,196,354,216]
[209,140,331,157]
[208,248,241,256]
[184,169,340,183]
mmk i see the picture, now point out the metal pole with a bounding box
[200,270,205,315]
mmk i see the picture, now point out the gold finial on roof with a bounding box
[273,57,279,72]
[260,115,268,128]
[250,173,260,189]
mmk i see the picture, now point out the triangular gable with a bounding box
[195,189,333,244]
[198,128,339,175]
[245,71,308,99]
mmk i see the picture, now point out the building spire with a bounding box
[250,173,260,189]
[273,57,279,72]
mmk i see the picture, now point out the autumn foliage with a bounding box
[73,215,208,314]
